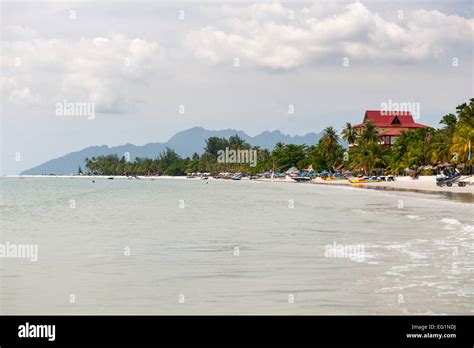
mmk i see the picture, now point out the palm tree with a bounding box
[451,124,474,164]
[321,126,339,148]
[341,122,357,145]
[350,141,390,175]
[457,98,474,128]
[430,138,451,164]
[360,120,379,143]
[229,134,248,149]
[450,99,474,170]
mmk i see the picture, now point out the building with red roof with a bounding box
[352,110,429,147]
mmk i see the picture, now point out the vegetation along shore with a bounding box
[80,100,473,181]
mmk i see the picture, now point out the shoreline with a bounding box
[3,174,473,202]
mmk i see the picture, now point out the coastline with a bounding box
[4,174,474,201]
[310,175,474,193]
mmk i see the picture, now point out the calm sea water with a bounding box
[1,177,473,314]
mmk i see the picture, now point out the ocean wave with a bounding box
[351,209,368,214]
[462,225,474,232]
[441,218,462,225]
[440,218,474,234]
[406,215,424,221]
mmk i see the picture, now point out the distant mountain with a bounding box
[21,127,323,175]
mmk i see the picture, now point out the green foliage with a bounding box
[350,140,390,174]
[85,149,187,176]
[84,99,473,176]
[272,143,308,171]
[341,122,357,145]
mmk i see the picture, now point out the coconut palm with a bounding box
[350,140,390,175]
[448,99,474,166]
[451,125,474,163]
[430,130,452,164]
[321,126,339,148]
[359,120,379,143]
[341,122,357,145]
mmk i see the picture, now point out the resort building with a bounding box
[352,110,429,147]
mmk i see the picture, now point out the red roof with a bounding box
[379,128,404,136]
[353,110,428,129]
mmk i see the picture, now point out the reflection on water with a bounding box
[1,178,473,314]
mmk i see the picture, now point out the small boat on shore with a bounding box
[231,173,242,180]
[292,176,311,182]
[349,178,365,183]
[349,177,381,183]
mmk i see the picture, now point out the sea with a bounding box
[1,177,473,314]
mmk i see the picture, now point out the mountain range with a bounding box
[21,127,324,175]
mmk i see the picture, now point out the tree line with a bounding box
[83,99,473,176]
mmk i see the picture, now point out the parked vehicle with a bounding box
[436,171,467,187]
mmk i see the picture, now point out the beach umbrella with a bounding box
[320,170,330,175]
[404,168,415,173]
[342,170,352,174]
[286,167,299,174]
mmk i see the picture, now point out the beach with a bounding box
[310,175,474,195]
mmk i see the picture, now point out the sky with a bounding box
[1,0,473,174]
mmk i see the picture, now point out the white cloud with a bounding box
[185,2,474,69]
[1,76,18,91]
[8,87,40,105]
[1,34,162,112]
[4,25,40,40]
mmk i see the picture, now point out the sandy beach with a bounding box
[310,175,474,194]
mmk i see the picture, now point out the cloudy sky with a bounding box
[1,0,473,174]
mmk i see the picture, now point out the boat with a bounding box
[349,177,381,183]
[365,177,382,182]
[229,172,242,180]
[292,169,313,182]
[349,177,365,183]
[292,176,311,182]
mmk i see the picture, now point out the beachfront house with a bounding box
[351,110,428,147]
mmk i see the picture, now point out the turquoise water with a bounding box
[1,177,473,314]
